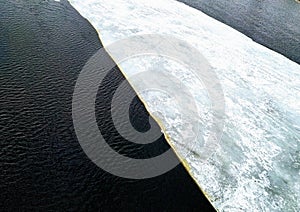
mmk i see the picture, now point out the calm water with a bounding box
[0,0,214,210]
[178,0,300,64]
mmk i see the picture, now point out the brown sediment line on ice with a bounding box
[95,29,217,210]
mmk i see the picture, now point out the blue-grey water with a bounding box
[177,0,300,64]
[0,0,214,210]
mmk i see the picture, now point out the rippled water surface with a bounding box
[0,0,214,210]
[178,0,300,64]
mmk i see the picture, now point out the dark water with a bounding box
[0,0,214,210]
[178,0,300,64]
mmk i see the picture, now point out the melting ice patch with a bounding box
[69,0,300,211]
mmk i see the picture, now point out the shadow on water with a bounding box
[0,0,215,210]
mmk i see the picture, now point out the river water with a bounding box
[0,0,214,210]
[178,0,300,64]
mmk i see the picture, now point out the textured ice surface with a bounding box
[69,0,300,211]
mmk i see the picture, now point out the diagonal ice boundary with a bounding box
[69,0,300,211]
